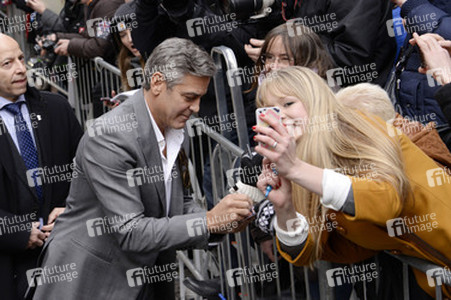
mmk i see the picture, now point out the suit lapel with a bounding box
[0,119,17,208]
[132,89,166,214]
[0,113,38,211]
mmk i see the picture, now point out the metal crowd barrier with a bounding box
[68,56,120,127]
[8,12,448,294]
[184,46,450,300]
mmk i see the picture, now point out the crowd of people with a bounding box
[1,0,451,299]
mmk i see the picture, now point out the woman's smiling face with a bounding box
[262,93,309,141]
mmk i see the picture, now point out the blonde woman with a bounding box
[253,66,451,298]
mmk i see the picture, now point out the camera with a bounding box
[221,0,275,20]
[32,36,58,67]
[33,37,57,53]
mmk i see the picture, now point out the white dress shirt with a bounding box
[146,102,185,216]
[0,95,38,153]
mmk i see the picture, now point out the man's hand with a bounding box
[27,222,46,250]
[26,0,46,14]
[206,194,253,234]
[55,39,70,56]
[46,33,57,42]
[41,207,65,240]
[244,39,264,63]
[410,32,451,85]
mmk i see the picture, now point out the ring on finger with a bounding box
[272,141,278,149]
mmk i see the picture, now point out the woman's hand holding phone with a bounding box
[253,110,298,179]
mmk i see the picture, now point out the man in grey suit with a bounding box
[31,38,253,299]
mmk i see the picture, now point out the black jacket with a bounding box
[284,0,396,86]
[0,87,83,300]
[435,83,451,125]
[435,83,451,150]
[40,0,85,34]
[56,0,123,59]
[133,0,281,65]
[397,0,451,126]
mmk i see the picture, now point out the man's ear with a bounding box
[150,72,167,95]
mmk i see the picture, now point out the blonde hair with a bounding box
[256,67,411,264]
[336,83,396,122]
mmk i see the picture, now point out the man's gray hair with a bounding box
[142,38,216,90]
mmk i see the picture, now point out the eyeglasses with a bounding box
[261,53,294,66]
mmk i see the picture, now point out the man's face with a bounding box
[148,74,210,132]
[0,37,27,101]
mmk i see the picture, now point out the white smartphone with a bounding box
[255,107,281,146]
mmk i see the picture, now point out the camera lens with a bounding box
[228,0,263,19]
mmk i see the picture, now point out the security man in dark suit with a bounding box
[0,33,83,299]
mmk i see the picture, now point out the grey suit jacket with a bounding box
[33,89,209,299]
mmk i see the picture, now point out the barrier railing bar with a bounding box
[304,267,311,300]
[192,119,244,157]
[26,68,69,96]
[403,263,409,300]
[179,256,186,300]
[289,263,296,299]
[385,252,450,286]
[0,8,8,18]
[177,251,205,280]
[272,236,282,297]
[318,261,334,300]
[211,46,250,150]
[94,57,121,76]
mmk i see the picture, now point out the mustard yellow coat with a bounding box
[277,124,451,297]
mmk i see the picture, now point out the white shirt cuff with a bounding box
[320,169,352,211]
[274,212,309,247]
